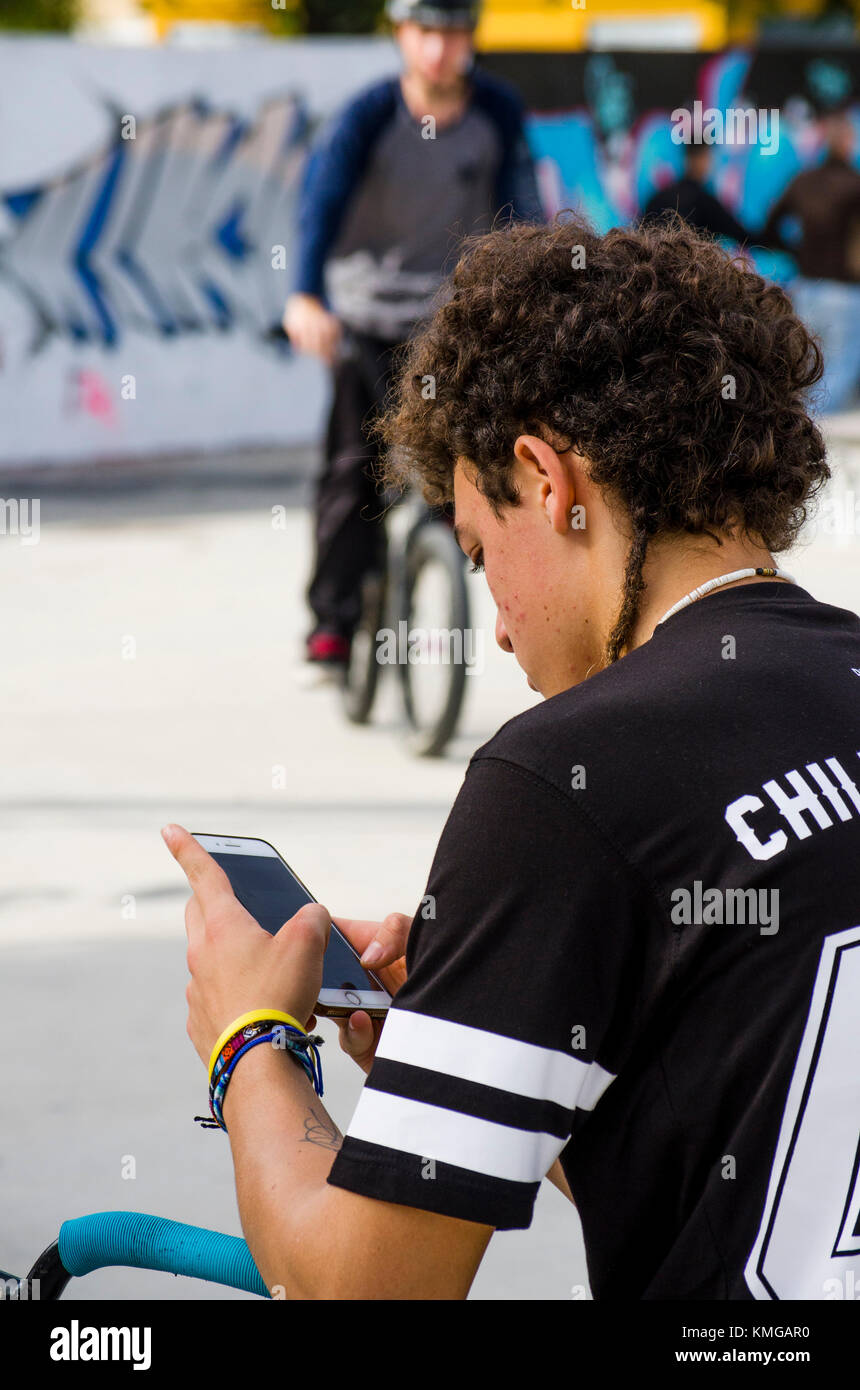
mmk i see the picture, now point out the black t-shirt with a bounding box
[642,176,749,245]
[327,583,860,1300]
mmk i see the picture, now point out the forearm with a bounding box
[222,1042,342,1299]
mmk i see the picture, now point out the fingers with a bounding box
[162,824,237,915]
[274,901,331,956]
[358,911,412,969]
[331,917,384,955]
[334,1011,378,1075]
[330,912,412,972]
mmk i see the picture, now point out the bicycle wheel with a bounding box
[397,521,470,757]
[340,569,386,725]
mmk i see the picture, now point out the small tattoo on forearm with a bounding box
[299,1106,342,1151]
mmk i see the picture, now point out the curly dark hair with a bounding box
[376,216,829,663]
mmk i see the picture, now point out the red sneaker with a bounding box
[306,630,351,664]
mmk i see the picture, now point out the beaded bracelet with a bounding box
[207,1009,309,1085]
[212,1026,316,1110]
[195,1011,325,1132]
[210,1018,278,1088]
[211,1032,294,1129]
[208,1013,321,1095]
[194,1032,314,1131]
[210,1029,324,1129]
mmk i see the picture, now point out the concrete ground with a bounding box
[2,429,859,1300]
[0,453,581,1300]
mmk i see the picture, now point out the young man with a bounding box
[283,0,542,666]
[166,218,860,1300]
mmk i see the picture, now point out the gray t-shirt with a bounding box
[327,94,502,338]
[293,71,542,342]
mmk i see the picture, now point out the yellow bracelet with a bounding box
[207,1008,307,1085]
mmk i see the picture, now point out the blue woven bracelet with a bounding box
[197,1025,325,1132]
[210,1032,281,1129]
[271,1024,325,1098]
[210,1018,277,1088]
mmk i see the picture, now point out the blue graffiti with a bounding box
[528,47,860,286]
[807,58,852,109]
[0,95,308,351]
[3,56,860,351]
[585,54,635,140]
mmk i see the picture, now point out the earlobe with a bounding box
[544,488,578,537]
[514,433,576,535]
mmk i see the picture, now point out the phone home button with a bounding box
[345,991,362,1005]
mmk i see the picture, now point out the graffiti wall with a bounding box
[2,37,859,467]
[485,46,860,265]
[0,36,396,467]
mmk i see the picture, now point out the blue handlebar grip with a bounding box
[58,1212,270,1298]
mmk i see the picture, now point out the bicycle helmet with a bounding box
[387,0,481,28]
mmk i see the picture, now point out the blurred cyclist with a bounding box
[283,0,543,669]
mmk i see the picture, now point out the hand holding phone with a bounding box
[192,835,393,1018]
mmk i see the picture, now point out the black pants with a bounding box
[306,331,401,638]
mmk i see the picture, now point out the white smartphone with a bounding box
[192,834,391,1018]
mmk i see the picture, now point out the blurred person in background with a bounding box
[283,0,543,669]
[761,103,860,413]
[641,137,751,247]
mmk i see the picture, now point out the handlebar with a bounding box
[18,1211,270,1300]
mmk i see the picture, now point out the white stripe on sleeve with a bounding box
[375,1007,615,1112]
[346,1087,564,1184]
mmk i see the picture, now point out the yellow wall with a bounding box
[474,0,837,50]
[142,0,297,37]
[475,0,729,51]
[135,0,836,49]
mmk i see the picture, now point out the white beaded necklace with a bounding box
[657,567,797,627]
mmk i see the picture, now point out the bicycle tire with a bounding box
[397,522,470,757]
[340,570,386,725]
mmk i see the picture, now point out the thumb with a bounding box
[336,1012,376,1072]
[360,911,412,969]
[276,901,331,953]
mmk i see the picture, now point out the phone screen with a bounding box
[210,852,381,994]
